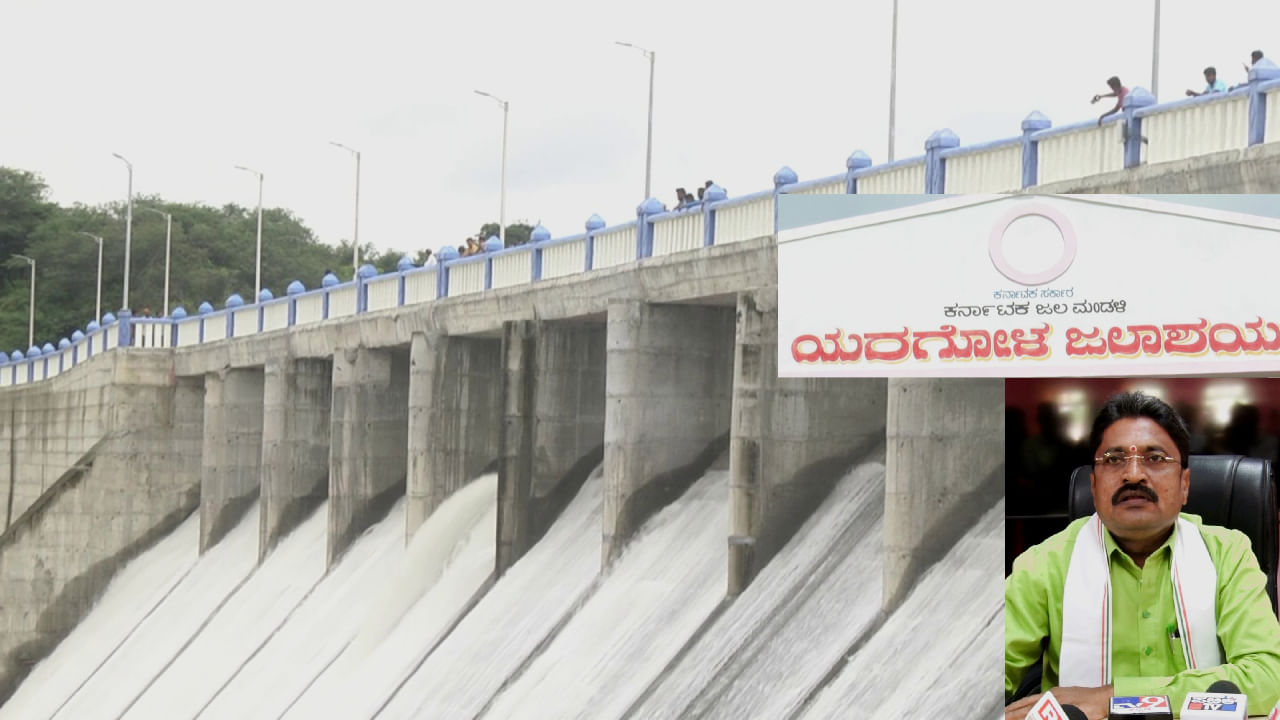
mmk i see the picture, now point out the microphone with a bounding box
[1181,680,1247,719]
[1024,690,1068,719]
[1109,695,1173,719]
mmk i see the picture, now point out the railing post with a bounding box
[485,257,494,290]
[117,309,133,348]
[772,166,797,234]
[1122,87,1156,168]
[846,151,871,194]
[1020,111,1052,188]
[530,224,549,281]
[702,184,727,247]
[636,198,664,259]
[1248,59,1280,145]
[585,214,604,271]
[924,129,960,194]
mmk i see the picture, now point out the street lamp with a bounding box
[111,152,133,310]
[12,255,34,348]
[616,41,656,201]
[73,232,103,323]
[138,208,173,317]
[474,90,509,247]
[329,141,361,273]
[234,165,265,300]
[888,0,899,162]
[1151,0,1161,99]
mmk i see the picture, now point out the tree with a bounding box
[478,221,534,248]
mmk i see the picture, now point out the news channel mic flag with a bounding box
[776,194,1280,379]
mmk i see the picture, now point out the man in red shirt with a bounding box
[1091,76,1129,126]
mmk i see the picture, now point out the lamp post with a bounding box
[1151,0,1161,99]
[13,255,34,348]
[138,208,173,317]
[888,0,899,162]
[234,165,264,299]
[111,153,133,310]
[329,142,361,273]
[73,232,103,323]
[474,90,509,247]
[615,41,656,201]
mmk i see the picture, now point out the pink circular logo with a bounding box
[988,204,1077,285]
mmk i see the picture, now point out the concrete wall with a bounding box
[883,378,1004,610]
[260,357,332,561]
[602,300,736,564]
[328,346,409,567]
[496,320,607,575]
[406,332,501,543]
[0,352,202,706]
[200,367,265,553]
[728,290,887,594]
[0,354,117,531]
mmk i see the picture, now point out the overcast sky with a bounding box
[3,0,1277,262]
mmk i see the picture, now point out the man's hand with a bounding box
[1186,89,1198,97]
[1004,685,1113,720]
[1091,94,1101,104]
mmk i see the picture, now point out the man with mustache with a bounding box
[1004,391,1280,719]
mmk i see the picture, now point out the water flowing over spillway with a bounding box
[0,456,1003,720]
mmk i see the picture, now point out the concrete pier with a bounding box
[495,320,606,575]
[200,367,265,553]
[328,346,409,567]
[260,357,332,561]
[882,378,1004,610]
[602,301,735,564]
[727,290,887,594]
[405,332,501,543]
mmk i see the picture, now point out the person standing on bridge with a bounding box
[1091,76,1128,126]
[1186,67,1227,97]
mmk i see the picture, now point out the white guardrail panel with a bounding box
[1036,123,1124,185]
[856,160,926,194]
[203,314,228,343]
[103,328,117,350]
[295,294,324,325]
[788,178,846,195]
[176,318,201,347]
[943,143,1022,193]
[447,261,486,297]
[1142,93,1249,165]
[47,354,62,378]
[491,252,533,290]
[403,268,437,305]
[232,307,259,338]
[713,195,772,246]
[327,285,358,319]
[366,275,400,311]
[541,238,587,280]
[132,322,170,348]
[1266,87,1280,146]
[592,226,637,269]
[262,301,289,332]
[651,212,704,257]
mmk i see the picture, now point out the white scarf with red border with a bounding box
[1059,513,1220,687]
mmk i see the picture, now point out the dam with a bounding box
[7,71,1280,715]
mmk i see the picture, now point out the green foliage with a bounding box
[0,167,409,352]
[478,221,534,248]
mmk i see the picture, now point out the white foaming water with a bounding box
[282,475,498,720]
[0,510,200,720]
[376,466,605,720]
[120,500,330,720]
[632,460,887,720]
[47,502,261,720]
[484,469,729,720]
[195,498,409,720]
[799,498,1004,720]
[688,484,885,719]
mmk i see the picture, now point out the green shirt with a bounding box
[1006,513,1280,714]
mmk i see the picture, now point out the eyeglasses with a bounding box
[1094,451,1181,472]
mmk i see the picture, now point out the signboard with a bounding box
[777,194,1280,378]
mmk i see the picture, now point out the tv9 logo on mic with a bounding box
[1111,696,1173,715]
